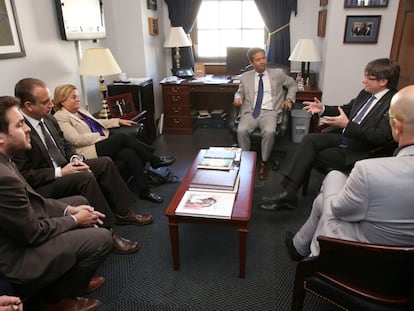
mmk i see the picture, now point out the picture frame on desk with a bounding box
[107,93,137,119]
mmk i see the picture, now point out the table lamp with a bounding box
[163,26,192,70]
[288,39,321,88]
[78,47,122,119]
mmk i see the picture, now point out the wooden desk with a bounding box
[162,80,239,134]
[165,150,256,278]
[161,80,322,134]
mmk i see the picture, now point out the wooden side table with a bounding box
[295,87,323,132]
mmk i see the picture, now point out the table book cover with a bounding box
[198,158,233,170]
[175,190,236,219]
[189,168,239,191]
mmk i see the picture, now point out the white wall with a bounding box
[290,0,398,105]
[0,0,399,119]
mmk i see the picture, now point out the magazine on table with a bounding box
[175,190,236,219]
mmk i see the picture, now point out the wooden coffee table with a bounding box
[165,150,256,278]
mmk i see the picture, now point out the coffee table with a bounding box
[165,149,256,278]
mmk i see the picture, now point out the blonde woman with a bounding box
[53,84,175,203]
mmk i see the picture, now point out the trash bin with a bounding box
[291,109,312,143]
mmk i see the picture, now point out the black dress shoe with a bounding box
[112,232,140,254]
[139,191,164,203]
[285,231,304,262]
[151,155,176,169]
[259,191,297,210]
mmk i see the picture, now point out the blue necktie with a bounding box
[353,94,376,124]
[252,73,264,119]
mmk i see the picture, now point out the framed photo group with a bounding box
[0,0,25,59]
[344,0,388,8]
[344,15,381,43]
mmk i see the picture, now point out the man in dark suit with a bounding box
[14,78,153,254]
[0,96,111,310]
[260,58,400,210]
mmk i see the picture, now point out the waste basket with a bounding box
[291,109,311,143]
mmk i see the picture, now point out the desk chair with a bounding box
[291,236,414,311]
[229,104,289,171]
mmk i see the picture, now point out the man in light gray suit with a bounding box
[285,84,414,261]
[234,47,296,180]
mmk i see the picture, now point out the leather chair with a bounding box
[229,104,289,171]
[291,236,414,311]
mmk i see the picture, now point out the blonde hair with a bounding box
[53,84,77,111]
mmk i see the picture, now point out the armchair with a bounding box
[291,236,414,311]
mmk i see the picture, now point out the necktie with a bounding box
[39,121,67,166]
[353,95,376,124]
[252,73,264,119]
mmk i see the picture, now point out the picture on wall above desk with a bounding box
[343,15,381,44]
[147,0,157,10]
[344,0,388,8]
[107,93,137,119]
[0,0,25,59]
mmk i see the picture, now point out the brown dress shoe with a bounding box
[40,297,101,311]
[112,232,140,254]
[85,276,105,294]
[258,162,268,180]
[115,211,153,226]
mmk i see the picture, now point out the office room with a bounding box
[0,0,413,310]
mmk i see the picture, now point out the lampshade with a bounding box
[78,48,122,76]
[288,39,321,62]
[163,27,191,48]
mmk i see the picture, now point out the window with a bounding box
[193,0,265,62]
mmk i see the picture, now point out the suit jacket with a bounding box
[323,88,396,165]
[53,108,120,158]
[235,68,296,122]
[0,154,77,283]
[310,145,414,255]
[14,115,78,188]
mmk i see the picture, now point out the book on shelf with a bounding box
[175,190,236,219]
[189,168,239,191]
[197,157,233,170]
[189,173,240,194]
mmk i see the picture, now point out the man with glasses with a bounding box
[285,84,414,260]
[260,58,400,210]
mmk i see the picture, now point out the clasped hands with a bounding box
[303,97,349,129]
[66,205,105,228]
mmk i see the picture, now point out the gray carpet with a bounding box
[86,129,341,310]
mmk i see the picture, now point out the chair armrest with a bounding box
[279,105,289,135]
[131,110,147,123]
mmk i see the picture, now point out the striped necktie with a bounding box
[353,95,376,124]
[39,121,67,166]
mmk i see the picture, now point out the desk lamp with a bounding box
[163,26,191,70]
[289,39,321,88]
[78,48,122,119]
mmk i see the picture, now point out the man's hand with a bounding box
[0,295,22,311]
[61,160,91,176]
[303,97,323,115]
[234,98,243,106]
[320,106,349,129]
[282,99,293,110]
[119,119,136,127]
[73,208,105,228]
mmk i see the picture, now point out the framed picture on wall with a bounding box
[318,9,327,37]
[147,0,157,10]
[343,15,381,44]
[107,93,137,119]
[344,0,388,8]
[0,0,25,59]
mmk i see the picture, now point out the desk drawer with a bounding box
[163,93,190,106]
[163,85,190,95]
[164,116,194,132]
[165,105,192,116]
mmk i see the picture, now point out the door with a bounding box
[390,0,414,89]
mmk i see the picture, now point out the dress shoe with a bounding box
[85,276,105,294]
[40,297,101,311]
[115,210,153,225]
[139,191,164,203]
[151,155,176,169]
[258,162,268,180]
[285,231,304,262]
[112,232,140,254]
[259,191,297,210]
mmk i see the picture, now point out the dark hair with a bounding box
[247,47,266,62]
[0,96,20,134]
[14,78,47,107]
[365,58,400,89]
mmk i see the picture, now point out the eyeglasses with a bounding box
[364,73,378,81]
[388,111,404,121]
